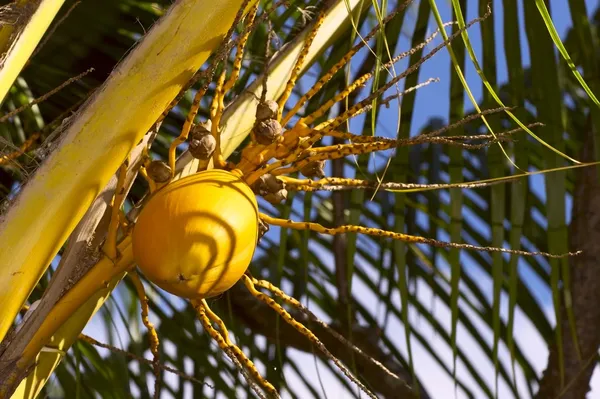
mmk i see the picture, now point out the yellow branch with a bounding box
[0,0,65,104]
[175,0,370,177]
[0,0,250,342]
[5,237,133,398]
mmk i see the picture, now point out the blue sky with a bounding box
[76,1,600,398]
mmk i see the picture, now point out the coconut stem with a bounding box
[103,156,129,261]
[129,272,161,399]
[240,274,377,399]
[276,8,326,120]
[192,299,277,398]
[259,213,581,258]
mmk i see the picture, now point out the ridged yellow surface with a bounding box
[132,170,259,298]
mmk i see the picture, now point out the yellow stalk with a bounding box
[11,238,133,398]
[9,1,368,397]
[9,246,136,399]
[0,0,65,104]
[0,0,250,342]
[175,0,370,177]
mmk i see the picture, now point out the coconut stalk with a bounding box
[175,0,368,176]
[1,0,368,397]
[0,0,256,343]
[0,0,65,104]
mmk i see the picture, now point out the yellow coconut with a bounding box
[132,169,259,299]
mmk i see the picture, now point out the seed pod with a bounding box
[189,134,217,160]
[132,170,259,299]
[265,173,284,192]
[300,160,326,179]
[254,119,282,145]
[258,218,270,241]
[264,188,288,205]
[146,160,172,183]
[251,173,284,196]
[191,120,212,137]
[256,100,278,121]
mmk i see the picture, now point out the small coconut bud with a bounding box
[258,218,270,241]
[147,160,172,183]
[254,119,282,145]
[250,177,265,195]
[189,134,216,160]
[251,173,284,196]
[300,160,326,179]
[256,100,279,121]
[191,120,212,137]
[265,174,284,192]
[264,188,288,205]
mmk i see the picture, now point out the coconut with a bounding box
[132,169,259,299]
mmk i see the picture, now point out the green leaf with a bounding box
[534,0,600,108]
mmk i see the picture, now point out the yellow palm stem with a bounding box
[0,0,65,104]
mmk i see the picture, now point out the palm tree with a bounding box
[0,0,598,398]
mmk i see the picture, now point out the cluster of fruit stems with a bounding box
[134,3,583,398]
[1,1,581,398]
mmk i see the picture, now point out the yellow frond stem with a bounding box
[173,0,368,177]
[277,9,326,119]
[223,4,258,94]
[168,85,209,174]
[211,69,228,168]
[0,0,65,104]
[103,157,129,261]
[6,238,134,399]
[192,299,277,398]
[259,214,581,258]
[129,272,161,398]
[240,275,377,399]
[6,2,371,396]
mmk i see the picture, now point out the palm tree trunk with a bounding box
[536,118,600,398]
